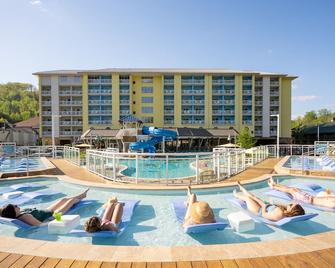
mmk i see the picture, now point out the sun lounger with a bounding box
[69,200,140,238]
[0,182,41,195]
[226,197,318,226]
[0,200,95,229]
[264,183,335,212]
[0,189,60,206]
[172,200,227,234]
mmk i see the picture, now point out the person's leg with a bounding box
[237,181,266,207]
[47,189,89,212]
[110,203,124,224]
[312,196,335,208]
[53,198,81,214]
[184,186,197,222]
[101,203,117,221]
[268,177,296,195]
[233,191,261,215]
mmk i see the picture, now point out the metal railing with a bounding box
[63,146,80,166]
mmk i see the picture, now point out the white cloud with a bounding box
[292,95,319,102]
[30,0,41,5]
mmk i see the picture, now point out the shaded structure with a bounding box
[80,127,239,152]
[297,122,335,144]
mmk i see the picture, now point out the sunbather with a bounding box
[0,189,89,226]
[234,181,305,221]
[268,177,335,209]
[183,186,215,227]
[84,197,124,233]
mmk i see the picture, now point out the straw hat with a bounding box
[190,201,215,224]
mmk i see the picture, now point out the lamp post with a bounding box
[270,114,280,158]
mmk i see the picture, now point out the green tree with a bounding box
[236,127,255,149]
[0,82,38,123]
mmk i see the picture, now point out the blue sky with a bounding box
[0,0,334,118]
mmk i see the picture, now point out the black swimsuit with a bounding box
[18,208,53,222]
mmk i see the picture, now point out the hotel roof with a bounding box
[33,68,297,78]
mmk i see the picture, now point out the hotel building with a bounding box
[33,68,296,145]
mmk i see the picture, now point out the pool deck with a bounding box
[48,158,280,190]
[0,247,334,267]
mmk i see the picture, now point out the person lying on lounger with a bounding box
[234,181,305,221]
[84,197,123,233]
[183,186,215,227]
[268,178,335,209]
[0,189,89,226]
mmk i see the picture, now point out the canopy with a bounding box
[75,143,92,148]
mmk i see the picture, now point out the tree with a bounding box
[236,127,255,149]
[0,82,38,123]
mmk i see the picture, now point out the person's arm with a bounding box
[18,214,42,226]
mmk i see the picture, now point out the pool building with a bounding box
[34,68,296,145]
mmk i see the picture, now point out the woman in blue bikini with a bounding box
[234,181,305,221]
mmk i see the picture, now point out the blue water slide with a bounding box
[129,126,177,153]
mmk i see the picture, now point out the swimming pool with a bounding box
[283,156,330,170]
[0,175,334,246]
[0,158,47,173]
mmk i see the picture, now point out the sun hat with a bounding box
[190,201,215,224]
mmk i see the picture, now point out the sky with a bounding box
[0,0,334,119]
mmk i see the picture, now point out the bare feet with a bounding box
[268,177,275,189]
[187,185,192,195]
[77,188,89,200]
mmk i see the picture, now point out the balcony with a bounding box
[120,110,130,115]
[120,89,130,95]
[88,120,112,125]
[212,80,224,85]
[270,121,278,126]
[60,131,82,136]
[120,99,129,105]
[212,110,234,116]
[255,91,262,96]
[60,111,82,116]
[270,110,279,115]
[42,131,52,136]
[270,101,279,106]
[164,120,174,124]
[224,80,235,86]
[42,111,52,115]
[242,80,252,86]
[181,100,205,105]
[164,100,174,105]
[270,91,279,96]
[59,91,71,96]
[164,89,174,95]
[181,120,204,125]
[242,110,252,115]
[88,89,111,95]
[242,120,252,125]
[255,130,263,136]
[88,100,112,105]
[88,78,112,84]
[212,120,235,125]
[120,79,130,85]
[243,100,252,105]
[164,79,174,85]
[270,131,277,136]
[41,91,51,96]
[182,89,204,95]
[72,91,82,96]
[255,121,262,126]
[60,100,82,106]
[270,81,280,87]
[42,101,51,106]
[243,90,252,95]
[181,79,204,85]
[42,121,52,126]
[164,110,174,115]
[182,110,205,115]
[88,110,112,115]
[60,121,82,126]
[255,81,263,87]
[255,111,263,116]
[255,101,263,106]
[212,90,224,95]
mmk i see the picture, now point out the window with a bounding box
[142,77,153,83]
[142,117,153,123]
[142,87,153,93]
[142,97,153,103]
[142,107,153,114]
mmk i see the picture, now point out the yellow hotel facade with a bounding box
[33,68,296,145]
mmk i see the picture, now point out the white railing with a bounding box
[63,146,80,166]
[85,146,267,185]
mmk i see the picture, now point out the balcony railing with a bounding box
[270,131,277,136]
[242,80,252,86]
[42,111,52,115]
[41,91,51,96]
[88,79,112,84]
[60,121,82,126]
[182,110,205,115]
[60,101,82,106]
[42,131,51,136]
[59,91,71,96]
[255,101,263,106]
[255,130,263,136]
[120,89,130,94]
[243,100,252,105]
[270,121,278,126]
[212,120,235,125]
[270,110,279,115]
[42,101,51,106]
[212,89,235,95]
[270,81,280,87]
[181,79,204,85]
[212,110,234,115]
[255,121,262,126]
[243,90,252,95]
[255,91,262,96]
[88,100,112,105]
[182,100,205,105]
[60,111,82,115]
[120,79,130,84]
[60,131,82,136]
[42,121,52,126]
[182,90,204,95]
[89,120,112,125]
[164,120,174,124]
[164,100,174,105]
[164,110,174,115]
[270,101,279,106]
[120,110,130,115]
[164,89,174,94]
[88,110,112,115]
[270,91,279,96]
[255,81,263,87]
[242,110,252,115]
[164,79,174,85]
[212,80,224,85]
[255,111,263,116]
[224,80,235,85]
[181,120,204,124]
[120,100,129,105]
[88,89,112,94]
[243,120,252,125]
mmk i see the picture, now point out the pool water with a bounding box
[119,156,213,179]
[0,158,46,173]
[283,156,325,170]
[0,176,334,246]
